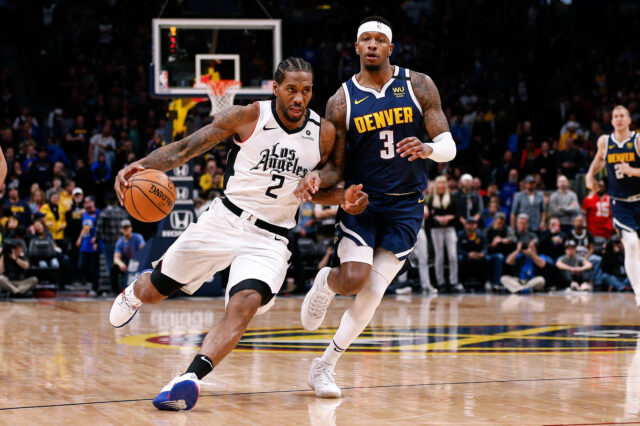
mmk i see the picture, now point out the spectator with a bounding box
[111,219,145,294]
[40,191,67,247]
[28,221,61,277]
[538,217,567,261]
[89,120,115,170]
[0,241,38,295]
[64,115,89,166]
[45,176,63,201]
[581,179,614,239]
[485,211,516,291]
[549,175,580,233]
[499,168,519,213]
[557,138,584,180]
[519,136,541,176]
[454,173,483,225]
[27,188,45,216]
[52,161,68,182]
[536,140,557,190]
[91,153,111,205]
[76,196,100,296]
[46,138,71,171]
[558,121,580,151]
[30,145,53,190]
[457,217,488,291]
[556,240,593,291]
[481,195,509,229]
[74,158,95,196]
[199,158,218,194]
[599,235,629,292]
[428,176,459,291]
[501,238,547,294]
[59,179,75,212]
[295,201,316,239]
[5,183,31,229]
[569,215,596,260]
[511,175,546,232]
[65,187,85,284]
[95,192,128,291]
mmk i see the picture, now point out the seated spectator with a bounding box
[199,158,218,194]
[513,213,539,244]
[40,191,67,247]
[549,175,580,233]
[45,176,63,202]
[511,175,546,232]
[457,218,487,291]
[599,235,629,292]
[455,173,483,225]
[555,239,593,291]
[569,215,597,261]
[481,195,510,228]
[501,238,547,293]
[499,168,519,213]
[5,183,31,229]
[538,217,567,261]
[429,175,459,291]
[581,179,614,239]
[28,188,45,216]
[28,221,60,270]
[111,219,145,294]
[485,211,516,291]
[0,241,38,295]
[59,179,75,212]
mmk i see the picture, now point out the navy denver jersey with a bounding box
[343,66,427,195]
[605,131,640,199]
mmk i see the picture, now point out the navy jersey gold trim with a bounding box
[605,132,640,199]
[343,67,428,195]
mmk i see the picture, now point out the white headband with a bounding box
[356,21,392,43]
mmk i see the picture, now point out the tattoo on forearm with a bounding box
[321,88,347,187]
[411,72,450,139]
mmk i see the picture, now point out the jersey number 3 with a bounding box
[265,174,285,199]
[614,164,624,179]
[379,130,395,159]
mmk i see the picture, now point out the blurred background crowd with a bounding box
[0,0,638,296]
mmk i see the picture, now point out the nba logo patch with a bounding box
[627,142,633,149]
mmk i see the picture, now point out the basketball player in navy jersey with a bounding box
[297,16,456,397]
[586,105,640,310]
[109,58,367,411]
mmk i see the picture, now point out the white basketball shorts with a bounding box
[152,198,291,315]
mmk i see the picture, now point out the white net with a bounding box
[204,80,241,116]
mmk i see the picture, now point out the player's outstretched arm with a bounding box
[396,72,456,163]
[311,185,369,215]
[114,103,259,204]
[585,135,608,191]
[295,88,346,202]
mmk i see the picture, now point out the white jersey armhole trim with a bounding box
[312,111,322,165]
[603,134,609,158]
[633,132,640,157]
[342,83,351,132]
[233,102,263,145]
[405,68,423,114]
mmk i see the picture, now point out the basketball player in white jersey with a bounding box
[109,57,367,411]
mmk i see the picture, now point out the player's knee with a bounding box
[228,289,262,319]
[338,265,371,296]
[136,273,166,304]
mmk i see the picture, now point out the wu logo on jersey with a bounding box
[392,86,405,98]
[251,142,308,178]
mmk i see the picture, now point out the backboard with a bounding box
[151,18,281,99]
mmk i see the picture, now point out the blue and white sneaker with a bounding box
[152,373,201,411]
[109,269,152,327]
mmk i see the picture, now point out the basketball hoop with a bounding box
[204,80,241,116]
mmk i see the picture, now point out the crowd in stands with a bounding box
[0,1,638,295]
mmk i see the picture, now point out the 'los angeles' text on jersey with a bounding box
[250,142,309,178]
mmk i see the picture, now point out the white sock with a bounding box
[320,250,402,366]
[621,230,640,306]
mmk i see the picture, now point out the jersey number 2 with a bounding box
[379,130,395,159]
[266,174,285,199]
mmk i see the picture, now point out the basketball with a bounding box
[123,169,176,222]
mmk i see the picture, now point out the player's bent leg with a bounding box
[309,249,403,398]
[109,264,184,327]
[329,262,372,296]
[153,281,268,412]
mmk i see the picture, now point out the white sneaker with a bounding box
[152,372,201,411]
[301,267,335,331]
[501,276,523,293]
[308,358,341,398]
[109,269,151,327]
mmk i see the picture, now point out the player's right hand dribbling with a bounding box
[342,184,369,215]
[115,162,145,205]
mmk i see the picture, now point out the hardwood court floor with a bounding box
[0,293,640,425]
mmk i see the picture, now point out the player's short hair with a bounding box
[273,57,313,84]
[359,15,392,30]
[612,105,630,116]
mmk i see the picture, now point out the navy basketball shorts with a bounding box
[611,198,640,233]
[332,192,424,265]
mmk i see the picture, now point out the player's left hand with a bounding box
[295,171,321,202]
[396,137,432,161]
[342,184,369,215]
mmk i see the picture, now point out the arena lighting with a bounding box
[317,4,331,9]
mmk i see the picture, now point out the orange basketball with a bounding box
[123,169,176,222]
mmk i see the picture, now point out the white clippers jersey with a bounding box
[224,100,322,228]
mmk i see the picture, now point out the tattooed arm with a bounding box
[294,88,346,202]
[114,103,259,203]
[396,72,455,163]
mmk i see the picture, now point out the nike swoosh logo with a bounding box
[263,125,278,131]
[200,356,213,368]
[418,198,425,204]
[354,96,369,105]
